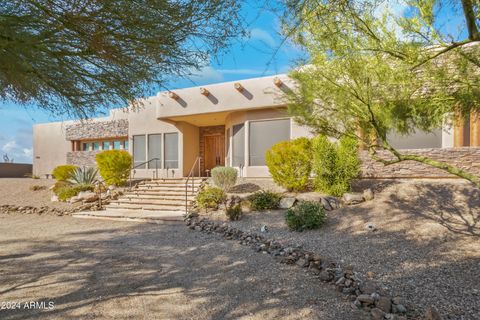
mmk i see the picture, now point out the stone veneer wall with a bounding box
[199,125,225,175]
[360,147,480,178]
[65,119,128,140]
[67,151,101,168]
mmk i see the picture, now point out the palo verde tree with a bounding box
[0,0,243,117]
[281,0,480,186]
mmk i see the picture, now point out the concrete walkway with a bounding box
[73,209,184,223]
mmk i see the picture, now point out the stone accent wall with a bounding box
[67,151,101,167]
[199,125,225,175]
[65,119,128,140]
[360,147,480,178]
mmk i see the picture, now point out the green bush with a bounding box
[52,165,78,181]
[225,204,242,221]
[285,201,325,231]
[52,181,70,194]
[29,185,46,191]
[265,137,312,192]
[312,135,360,196]
[211,166,238,192]
[56,184,94,201]
[196,187,226,210]
[96,150,132,186]
[247,190,281,211]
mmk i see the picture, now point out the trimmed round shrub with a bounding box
[285,201,325,231]
[266,137,312,192]
[95,150,132,186]
[211,166,238,192]
[312,135,360,197]
[52,165,78,181]
[247,190,281,211]
[196,187,226,210]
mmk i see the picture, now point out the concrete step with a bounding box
[110,199,192,206]
[121,194,195,200]
[132,187,200,193]
[73,210,184,223]
[105,204,190,211]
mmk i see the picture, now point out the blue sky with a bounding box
[0,0,468,163]
[0,1,304,164]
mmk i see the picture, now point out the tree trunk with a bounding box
[461,0,480,41]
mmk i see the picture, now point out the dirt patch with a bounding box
[206,179,480,320]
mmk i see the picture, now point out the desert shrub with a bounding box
[225,204,242,221]
[265,137,312,192]
[29,185,46,191]
[312,135,360,197]
[285,201,325,231]
[96,150,132,186]
[211,166,237,192]
[56,184,94,201]
[196,187,226,210]
[247,190,281,211]
[52,165,78,181]
[68,167,98,185]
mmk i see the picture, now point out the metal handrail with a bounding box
[185,156,202,214]
[129,158,161,190]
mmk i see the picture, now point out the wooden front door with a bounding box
[204,135,225,174]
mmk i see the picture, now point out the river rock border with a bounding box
[186,217,413,320]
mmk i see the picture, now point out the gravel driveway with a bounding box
[0,213,366,320]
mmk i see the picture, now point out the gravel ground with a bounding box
[0,178,78,210]
[207,179,480,320]
[0,213,367,320]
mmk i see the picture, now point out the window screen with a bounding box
[148,134,162,169]
[133,135,146,168]
[164,133,178,169]
[232,124,245,167]
[249,119,290,166]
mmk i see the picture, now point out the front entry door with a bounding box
[204,135,225,175]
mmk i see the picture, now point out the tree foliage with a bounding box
[0,0,243,116]
[282,0,480,186]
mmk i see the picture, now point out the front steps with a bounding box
[105,178,204,215]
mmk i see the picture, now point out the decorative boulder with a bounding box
[296,192,323,202]
[77,191,98,203]
[279,197,296,209]
[320,197,333,211]
[363,188,374,201]
[342,192,365,205]
[69,196,81,204]
[51,195,59,202]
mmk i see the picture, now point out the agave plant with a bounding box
[68,167,98,185]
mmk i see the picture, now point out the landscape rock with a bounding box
[77,191,98,202]
[50,195,59,202]
[376,296,392,313]
[69,196,82,204]
[425,306,442,320]
[296,192,323,202]
[364,222,377,232]
[363,188,374,201]
[357,294,375,305]
[371,308,386,320]
[320,197,333,211]
[279,197,296,209]
[342,192,365,205]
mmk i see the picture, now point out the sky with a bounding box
[0,0,468,164]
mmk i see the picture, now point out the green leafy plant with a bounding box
[211,166,238,192]
[29,185,46,191]
[68,167,98,185]
[247,190,281,211]
[56,184,94,201]
[96,150,132,186]
[266,137,312,192]
[52,165,78,181]
[312,135,360,197]
[196,187,226,210]
[285,201,325,231]
[225,204,242,221]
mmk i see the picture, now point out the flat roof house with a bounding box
[34,74,474,180]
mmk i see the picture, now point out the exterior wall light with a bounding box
[234,82,244,92]
[273,77,283,87]
[168,92,179,100]
[200,87,210,96]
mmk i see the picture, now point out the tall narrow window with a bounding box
[93,142,100,151]
[232,124,245,167]
[133,135,146,168]
[82,142,90,151]
[113,141,121,150]
[103,141,110,150]
[249,119,290,166]
[124,140,129,150]
[148,134,162,169]
[164,133,179,169]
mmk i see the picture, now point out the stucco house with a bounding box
[33,74,477,180]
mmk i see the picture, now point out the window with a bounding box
[249,119,290,166]
[226,128,230,166]
[133,135,146,168]
[232,124,245,167]
[124,140,129,150]
[113,141,121,150]
[103,141,110,150]
[82,143,90,151]
[93,142,100,151]
[164,133,178,169]
[148,134,162,169]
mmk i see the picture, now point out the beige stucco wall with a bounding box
[33,121,72,177]
[178,122,200,176]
